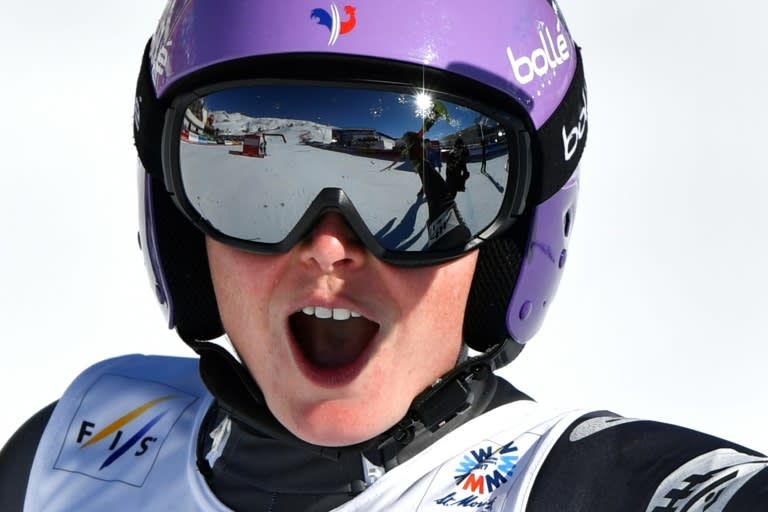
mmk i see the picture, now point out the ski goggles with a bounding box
[161,81,533,265]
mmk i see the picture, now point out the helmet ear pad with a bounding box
[463,219,528,359]
[135,38,223,344]
[148,175,224,343]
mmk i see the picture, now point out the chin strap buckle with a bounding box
[413,376,474,432]
[409,346,503,433]
[364,358,494,466]
[365,416,417,464]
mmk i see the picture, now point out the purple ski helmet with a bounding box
[134,0,587,369]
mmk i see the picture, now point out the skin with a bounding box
[207,212,478,447]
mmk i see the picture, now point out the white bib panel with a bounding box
[26,355,586,512]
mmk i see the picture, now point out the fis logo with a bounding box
[76,395,175,470]
[311,3,357,46]
[55,375,199,486]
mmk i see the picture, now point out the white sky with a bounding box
[1,0,766,453]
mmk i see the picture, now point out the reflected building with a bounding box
[331,128,388,150]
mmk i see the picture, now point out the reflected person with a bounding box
[402,131,471,250]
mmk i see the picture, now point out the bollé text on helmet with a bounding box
[506,21,571,86]
[149,0,181,83]
[562,88,588,161]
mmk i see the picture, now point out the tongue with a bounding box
[290,315,379,369]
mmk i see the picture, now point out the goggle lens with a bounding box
[170,84,528,259]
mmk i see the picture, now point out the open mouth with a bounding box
[289,306,380,372]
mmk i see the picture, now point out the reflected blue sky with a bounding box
[202,86,491,141]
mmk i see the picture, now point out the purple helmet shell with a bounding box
[149,0,577,128]
[507,168,579,343]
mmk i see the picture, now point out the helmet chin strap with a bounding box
[362,342,505,466]
[190,336,510,465]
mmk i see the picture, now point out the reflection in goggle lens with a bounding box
[178,85,511,252]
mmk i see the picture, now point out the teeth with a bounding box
[301,306,362,320]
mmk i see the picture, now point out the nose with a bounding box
[299,212,366,273]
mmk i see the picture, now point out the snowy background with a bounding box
[1,1,766,451]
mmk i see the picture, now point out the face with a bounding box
[207,213,477,447]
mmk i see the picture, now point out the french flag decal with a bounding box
[311,3,357,45]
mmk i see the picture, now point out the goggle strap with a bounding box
[533,44,588,204]
[134,38,167,180]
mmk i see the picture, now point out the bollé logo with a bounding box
[506,21,571,85]
[562,88,588,162]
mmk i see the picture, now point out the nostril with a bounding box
[300,213,366,272]
[302,232,361,273]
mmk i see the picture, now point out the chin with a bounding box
[285,398,406,447]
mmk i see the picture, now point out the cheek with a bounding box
[206,239,282,337]
[422,254,476,320]
[207,240,295,394]
[392,253,477,357]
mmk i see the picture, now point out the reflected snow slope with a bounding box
[180,120,509,250]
